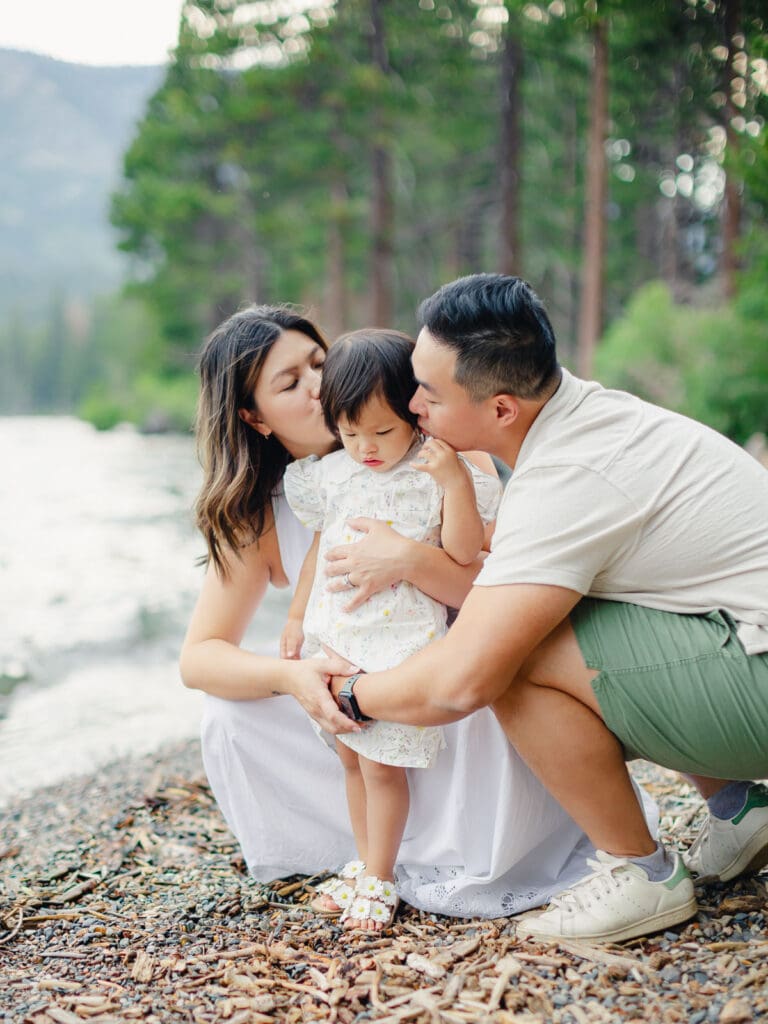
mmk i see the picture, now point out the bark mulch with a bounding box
[1,740,765,1024]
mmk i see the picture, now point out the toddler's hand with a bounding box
[280,618,304,660]
[411,438,467,489]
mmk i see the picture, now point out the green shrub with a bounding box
[78,384,132,431]
[79,371,197,433]
[595,282,768,444]
[134,372,198,433]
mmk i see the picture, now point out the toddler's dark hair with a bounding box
[320,329,419,435]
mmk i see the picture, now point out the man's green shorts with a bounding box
[571,599,768,779]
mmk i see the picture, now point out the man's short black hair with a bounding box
[320,329,419,435]
[417,274,560,401]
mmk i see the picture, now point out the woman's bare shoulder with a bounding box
[185,523,283,647]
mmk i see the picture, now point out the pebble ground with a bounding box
[1,740,765,1023]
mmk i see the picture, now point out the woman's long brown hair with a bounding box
[194,305,328,575]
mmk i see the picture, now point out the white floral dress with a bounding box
[284,442,501,768]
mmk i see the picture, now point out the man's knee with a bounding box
[492,669,608,749]
[491,676,538,737]
[516,618,602,715]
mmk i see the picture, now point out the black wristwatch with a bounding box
[337,674,372,722]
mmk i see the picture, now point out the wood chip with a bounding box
[45,1008,88,1024]
[405,952,446,979]
[37,979,83,993]
[556,939,649,973]
[129,951,156,983]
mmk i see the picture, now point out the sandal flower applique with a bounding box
[341,875,400,931]
[310,859,366,917]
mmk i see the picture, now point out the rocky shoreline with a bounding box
[1,740,765,1023]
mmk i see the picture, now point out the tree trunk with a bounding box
[237,185,266,307]
[576,17,608,380]
[324,176,349,338]
[369,0,394,327]
[564,97,580,364]
[720,0,742,299]
[452,191,485,278]
[498,18,523,276]
[661,64,685,299]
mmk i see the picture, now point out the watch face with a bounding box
[338,693,356,720]
[337,674,367,722]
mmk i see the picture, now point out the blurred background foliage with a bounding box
[2,0,766,441]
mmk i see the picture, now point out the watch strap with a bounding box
[340,673,372,722]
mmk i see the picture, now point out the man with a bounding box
[330,273,768,943]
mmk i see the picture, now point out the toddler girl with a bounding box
[282,329,500,931]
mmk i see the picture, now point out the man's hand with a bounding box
[324,517,410,612]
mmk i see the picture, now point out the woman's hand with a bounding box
[324,517,411,612]
[286,653,361,734]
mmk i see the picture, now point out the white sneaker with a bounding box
[516,850,697,944]
[683,783,768,883]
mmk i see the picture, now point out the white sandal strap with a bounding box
[340,859,366,879]
[340,893,400,925]
[313,877,356,909]
[339,875,400,926]
[314,860,366,897]
[355,875,398,905]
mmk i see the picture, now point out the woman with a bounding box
[179,304,600,918]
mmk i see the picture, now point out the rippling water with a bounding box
[0,416,289,803]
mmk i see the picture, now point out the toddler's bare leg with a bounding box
[311,741,367,916]
[350,757,409,932]
[336,740,368,862]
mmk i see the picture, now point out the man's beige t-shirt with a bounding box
[475,369,768,655]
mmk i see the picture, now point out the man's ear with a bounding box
[238,408,271,437]
[493,394,519,426]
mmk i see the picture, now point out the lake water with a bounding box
[0,416,290,804]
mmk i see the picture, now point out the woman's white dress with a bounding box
[283,447,500,768]
[201,493,656,918]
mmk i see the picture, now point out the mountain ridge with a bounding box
[0,48,164,319]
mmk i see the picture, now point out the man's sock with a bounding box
[629,842,675,882]
[707,780,752,821]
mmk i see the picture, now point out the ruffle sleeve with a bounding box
[283,455,326,531]
[461,458,503,524]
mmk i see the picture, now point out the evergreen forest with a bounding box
[6,0,768,444]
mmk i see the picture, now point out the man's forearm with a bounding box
[335,602,517,726]
[338,635,475,726]
[404,538,483,609]
[333,583,582,728]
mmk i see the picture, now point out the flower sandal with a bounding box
[310,859,366,917]
[340,875,400,932]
